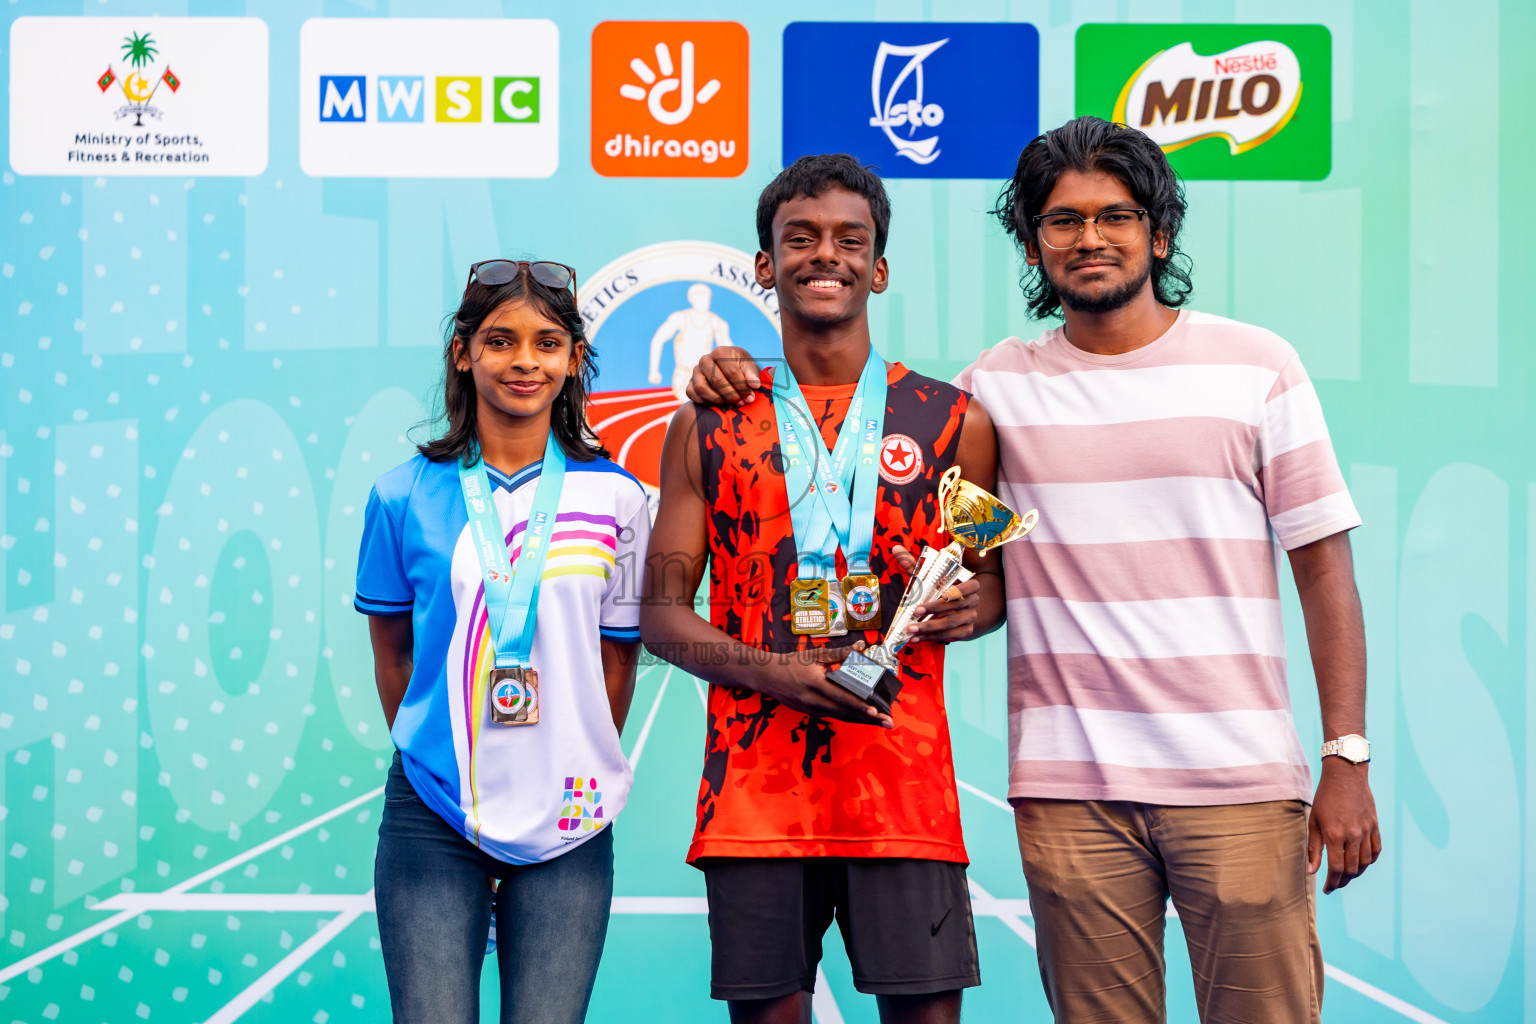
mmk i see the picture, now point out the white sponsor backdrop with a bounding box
[297,18,558,178]
[8,16,268,176]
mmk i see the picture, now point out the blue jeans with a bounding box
[375,752,615,1024]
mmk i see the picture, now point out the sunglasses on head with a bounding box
[465,260,578,298]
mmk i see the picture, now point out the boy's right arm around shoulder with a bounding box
[683,346,762,407]
[640,405,893,727]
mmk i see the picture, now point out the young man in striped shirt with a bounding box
[687,119,1380,1023]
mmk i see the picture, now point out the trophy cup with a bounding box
[828,467,1039,714]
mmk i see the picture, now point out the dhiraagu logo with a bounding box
[1076,24,1330,180]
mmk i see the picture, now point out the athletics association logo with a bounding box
[1076,24,1330,180]
[558,776,605,837]
[845,581,880,620]
[579,241,782,491]
[782,22,1038,179]
[591,21,749,177]
[879,434,922,486]
[493,678,526,715]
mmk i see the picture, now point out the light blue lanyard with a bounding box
[458,435,566,670]
[776,349,886,578]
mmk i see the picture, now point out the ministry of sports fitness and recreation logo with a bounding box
[1075,24,1331,180]
[781,22,1039,179]
[591,21,749,177]
[96,30,181,128]
[578,241,782,491]
[298,18,559,178]
[8,16,268,176]
[558,776,605,838]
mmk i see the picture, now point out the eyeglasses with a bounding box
[1029,209,1149,250]
[465,260,578,298]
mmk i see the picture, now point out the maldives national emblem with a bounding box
[97,30,184,127]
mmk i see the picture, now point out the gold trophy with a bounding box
[828,467,1039,713]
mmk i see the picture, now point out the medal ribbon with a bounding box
[776,348,887,579]
[459,434,567,670]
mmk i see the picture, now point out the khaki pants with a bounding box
[1015,799,1322,1024]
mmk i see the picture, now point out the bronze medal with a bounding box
[488,666,540,726]
[518,668,540,725]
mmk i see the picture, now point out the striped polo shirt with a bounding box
[956,309,1360,806]
[356,450,649,862]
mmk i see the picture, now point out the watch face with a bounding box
[1339,735,1371,763]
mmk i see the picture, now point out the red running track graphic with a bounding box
[586,388,684,490]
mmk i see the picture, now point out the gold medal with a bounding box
[488,666,541,726]
[789,578,830,635]
[841,573,882,630]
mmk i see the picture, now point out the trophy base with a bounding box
[827,650,896,715]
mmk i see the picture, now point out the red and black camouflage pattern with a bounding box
[686,363,972,863]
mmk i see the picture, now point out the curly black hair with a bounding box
[757,153,891,258]
[994,116,1193,320]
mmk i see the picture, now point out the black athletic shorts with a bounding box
[698,857,981,1001]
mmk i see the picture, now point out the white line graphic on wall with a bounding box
[867,39,947,164]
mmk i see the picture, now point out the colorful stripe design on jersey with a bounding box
[688,363,972,863]
[508,513,621,581]
[356,453,647,865]
[460,513,623,843]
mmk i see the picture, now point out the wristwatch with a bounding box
[1321,734,1370,764]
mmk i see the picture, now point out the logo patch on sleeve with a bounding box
[878,434,922,485]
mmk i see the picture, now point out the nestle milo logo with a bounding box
[1115,41,1300,155]
[1077,25,1330,180]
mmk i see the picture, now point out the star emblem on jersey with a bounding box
[879,434,922,485]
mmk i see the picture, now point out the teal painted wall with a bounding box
[2,1,1530,1021]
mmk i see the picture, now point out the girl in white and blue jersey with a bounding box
[356,260,649,1024]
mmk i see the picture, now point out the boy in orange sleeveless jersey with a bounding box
[641,155,1004,1024]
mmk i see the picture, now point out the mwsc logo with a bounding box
[317,74,539,124]
[299,18,558,178]
[782,23,1038,179]
[1076,24,1329,180]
